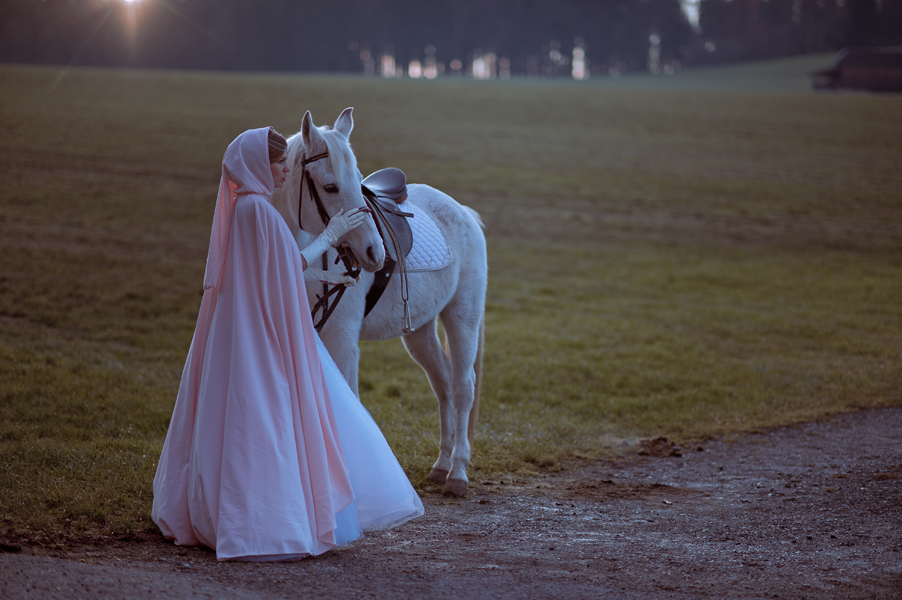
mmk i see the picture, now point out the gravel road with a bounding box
[2,407,900,599]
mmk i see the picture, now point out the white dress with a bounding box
[152,188,423,561]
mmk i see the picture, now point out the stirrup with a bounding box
[403,299,414,334]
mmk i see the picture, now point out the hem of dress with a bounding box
[219,552,313,562]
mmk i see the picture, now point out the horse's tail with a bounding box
[463,203,485,444]
[467,313,485,444]
[462,205,486,230]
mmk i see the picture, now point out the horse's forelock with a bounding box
[278,125,360,234]
[287,126,356,181]
[320,127,357,180]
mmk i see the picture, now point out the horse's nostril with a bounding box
[366,246,376,263]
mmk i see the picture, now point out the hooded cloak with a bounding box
[152,128,422,561]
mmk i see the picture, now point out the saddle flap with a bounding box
[373,199,413,261]
[362,168,408,203]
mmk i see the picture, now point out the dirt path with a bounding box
[2,408,900,599]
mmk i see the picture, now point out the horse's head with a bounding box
[275,107,385,273]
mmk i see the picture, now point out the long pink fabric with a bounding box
[202,127,272,291]
[152,128,422,561]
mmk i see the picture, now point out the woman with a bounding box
[152,127,423,561]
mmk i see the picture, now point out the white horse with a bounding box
[270,108,487,496]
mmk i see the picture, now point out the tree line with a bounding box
[692,0,902,66]
[1,0,899,76]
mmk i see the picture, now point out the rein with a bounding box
[297,150,361,331]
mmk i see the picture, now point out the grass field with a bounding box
[1,54,901,541]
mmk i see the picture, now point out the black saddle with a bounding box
[362,167,408,203]
[362,168,413,260]
[360,168,415,325]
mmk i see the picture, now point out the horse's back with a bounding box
[406,184,485,246]
[403,183,487,322]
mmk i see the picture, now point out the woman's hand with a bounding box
[304,267,359,287]
[299,207,369,269]
[299,207,369,268]
[321,208,368,246]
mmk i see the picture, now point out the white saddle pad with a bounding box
[397,200,453,272]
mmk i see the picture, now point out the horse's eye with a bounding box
[324,184,339,194]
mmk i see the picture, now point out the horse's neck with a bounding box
[295,224,316,249]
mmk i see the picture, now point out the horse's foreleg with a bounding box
[338,343,361,397]
[320,314,363,397]
[400,321,453,483]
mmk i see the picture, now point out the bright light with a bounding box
[681,0,700,29]
[380,55,396,78]
[424,56,437,79]
[119,0,143,43]
[572,47,588,80]
[471,52,496,80]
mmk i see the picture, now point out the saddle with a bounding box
[361,168,414,329]
[361,167,408,203]
[362,168,413,260]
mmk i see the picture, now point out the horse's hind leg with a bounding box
[401,319,454,483]
[438,305,482,496]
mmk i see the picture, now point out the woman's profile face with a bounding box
[271,153,290,190]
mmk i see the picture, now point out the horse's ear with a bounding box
[334,107,354,139]
[301,110,322,149]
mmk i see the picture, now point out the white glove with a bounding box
[304,268,359,287]
[299,208,367,267]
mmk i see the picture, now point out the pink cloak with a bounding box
[151,128,422,561]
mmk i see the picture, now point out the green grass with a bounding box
[1,56,901,540]
[585,52,838,93]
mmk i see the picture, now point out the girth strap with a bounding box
[364,257,395,318]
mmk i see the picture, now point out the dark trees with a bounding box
[0,0,691,75]
[1,0,899,74]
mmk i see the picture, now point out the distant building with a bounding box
[812,48,902,92]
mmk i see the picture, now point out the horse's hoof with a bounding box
[442,478,468,497]
[428,468,449,483]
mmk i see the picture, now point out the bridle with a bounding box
[297,150,332,229]
[297,149,361,331]
[297,147,414,334]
